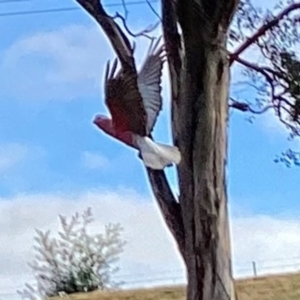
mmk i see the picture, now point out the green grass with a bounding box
[51,272,300,300]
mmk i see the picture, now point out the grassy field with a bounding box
[51,272,300,300]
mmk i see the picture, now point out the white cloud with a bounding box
[0,189,184,298]
[0,24,168,104]
[0,22,173,143]
[81,151,109,169]
[1,189,300,299]
[0,24,112,101]
[259,110,288,136]
[0,23,172,145]
[0,143,28,173]
[254,110,300,151]
[232,213,300,277]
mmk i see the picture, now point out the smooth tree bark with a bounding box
[75,0,300,299]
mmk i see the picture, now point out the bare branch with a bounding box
[229,99,249,112]
[121,0,129,20]
[234,56,285,81]
[146,0,162,21]
[76,0,134,69]
[231,52,300,136]
[230,3,300,64]
[161,0,182,105]
[146,169,185,259]
[113,12,159,40]
[229,98,274,114]
[75,0,184,258]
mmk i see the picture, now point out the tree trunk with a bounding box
[75,0,239,299]
[184,52,234,299]
[178,42,235,300]
[163,1,239,299]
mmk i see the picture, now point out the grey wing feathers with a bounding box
[137,37,165,135]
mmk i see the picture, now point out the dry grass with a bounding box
[51,272,300,300]
[235,273,300,300]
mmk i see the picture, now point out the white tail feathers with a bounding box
[135,136,181,170]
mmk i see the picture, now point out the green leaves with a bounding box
[279,52,300,121]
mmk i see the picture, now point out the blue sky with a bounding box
[1,0,300,297]
[1,0,299,212]
[0,0,168,195]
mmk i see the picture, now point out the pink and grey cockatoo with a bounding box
[93,39,181,170]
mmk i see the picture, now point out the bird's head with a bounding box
[93,114,135,148]
[93,114,115,135]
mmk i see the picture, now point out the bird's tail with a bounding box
[136,136,181,170]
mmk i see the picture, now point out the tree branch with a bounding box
[234,56,285,81]
[232,54,300,116]
[113,12,159,40]
[161,0,182,103]
[76,0,134,68]
[146,169,185,259]
[230,3,300,64]
[75,0,185,259]
[146,0,162,21]
[121,0,129,20]
[229,98,274,114]
[161,0,182,156]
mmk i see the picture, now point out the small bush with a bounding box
[18,207,125,300]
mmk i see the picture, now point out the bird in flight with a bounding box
[93,38,181,170]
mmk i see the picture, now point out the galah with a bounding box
[93,39,181,170]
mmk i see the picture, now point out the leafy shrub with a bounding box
[18,207,125,299]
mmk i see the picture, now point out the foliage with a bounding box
[274,148,300,167]
[17,208,125,300]
[230,0,300,166]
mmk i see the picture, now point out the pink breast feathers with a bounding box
[93,115,135,149]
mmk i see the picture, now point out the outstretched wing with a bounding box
[137,37,165,135]
[104,59,147,136]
